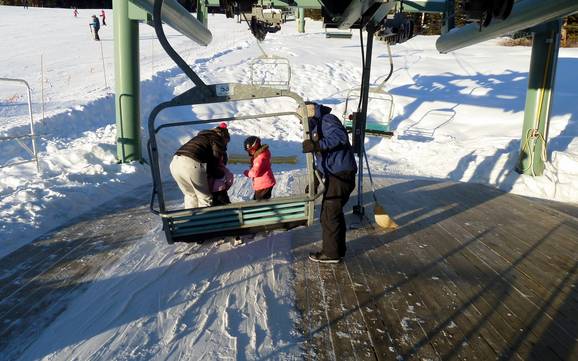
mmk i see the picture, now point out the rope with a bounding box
[519,128,548,176]
[518,29,556,176]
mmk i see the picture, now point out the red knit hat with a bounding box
[218,122,228,129]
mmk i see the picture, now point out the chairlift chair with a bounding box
[399,108,457,142]
[324,23,353,39]
[341,39,396,137]
[148,84,322,244]
[342,85,395,136]
[249,54,292,91]
[148,0,321,244]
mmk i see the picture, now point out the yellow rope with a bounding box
[519,29,556,176]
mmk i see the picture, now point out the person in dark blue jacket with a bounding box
[89,15,101,41]
[302,101,357,263]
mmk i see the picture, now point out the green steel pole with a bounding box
[517,20,562,176]
[298,7,305,33]
[197,0,208,27]
[441,0,455,34]
[113,0,142,163]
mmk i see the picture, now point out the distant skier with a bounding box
[89,15,101,41]
[23,0,28,9]
[73,7,78,18]
[100,10,107,26]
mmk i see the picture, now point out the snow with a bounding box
[1,4,578,360]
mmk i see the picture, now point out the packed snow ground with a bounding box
[1,5,577,360]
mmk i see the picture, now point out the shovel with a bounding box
[363,150,398,230]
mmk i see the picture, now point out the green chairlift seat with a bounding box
[166,199,310,242]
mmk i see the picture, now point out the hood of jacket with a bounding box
[251,144,269,159]
[307,102,332,122]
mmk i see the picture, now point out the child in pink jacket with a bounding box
[243,136,276,200]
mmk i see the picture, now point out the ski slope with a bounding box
[1,5,577,360]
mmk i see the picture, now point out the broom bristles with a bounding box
[374,202,399,230]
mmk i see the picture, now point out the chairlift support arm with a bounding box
[152,0,212,96]
[436,0,578,53]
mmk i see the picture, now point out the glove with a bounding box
[302,139,320,153]
[243,169,249,177]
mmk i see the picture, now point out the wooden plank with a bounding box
[292,176,578,360]
[341,231,398,360]
[293,250,318,360]
[376,231,501,360]
[313,262,357,360]
[449,182,577,256]
[372,183,506,360]
[365,245,448,360]
[345,226,442,360]
[434,218,577,360]
[228,154,298,164]
[330,263,380,359]
[438,182,578,307]
[291,224,336,361]
[396,180,577,359]
[371,179,534,358]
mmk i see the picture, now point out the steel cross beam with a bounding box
[436,0,578,53]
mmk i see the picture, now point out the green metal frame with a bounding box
[114,0,212,163]
[147,0,319,244]
[197,0,208,27]
[343,39,395,137]
[147,83,320,243]
[324,25,353,39]
[434,0,578,177]
[441,0,455,34]
[517,20,562,176]
[114,0,143,163]
[297,7,305,33]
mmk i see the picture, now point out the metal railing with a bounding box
[0,78,40,174]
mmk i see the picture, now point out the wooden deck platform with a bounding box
[292,177,578,361]
[1,177,576,360]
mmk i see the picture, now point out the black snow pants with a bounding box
[253,187,273,201]
[320,171,356,258]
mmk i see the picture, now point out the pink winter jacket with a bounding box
[245,145,276,191]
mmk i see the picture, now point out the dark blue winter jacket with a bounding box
[307,103,357,177]
[90,17,100,31]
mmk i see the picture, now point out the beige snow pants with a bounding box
[169,155,212,209]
